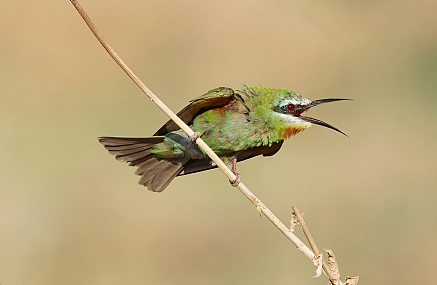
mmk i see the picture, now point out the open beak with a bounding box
[299,98,351,137]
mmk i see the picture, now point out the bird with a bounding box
[99,85,349,192]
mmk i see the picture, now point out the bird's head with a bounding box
[271,89,350,138]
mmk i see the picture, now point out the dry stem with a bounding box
[293,206,337,284]
[69,0,357,282]
[292,207,359,285]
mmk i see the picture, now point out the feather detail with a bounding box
[278,127,306,140]
[99,136,189,192]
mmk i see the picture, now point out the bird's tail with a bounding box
[98,136,189,192]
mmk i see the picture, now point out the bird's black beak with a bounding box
[299,98,351,137]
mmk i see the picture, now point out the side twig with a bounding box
[292,206,359,285]
[69,1,357,283]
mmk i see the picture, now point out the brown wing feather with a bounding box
[154,87,235,135]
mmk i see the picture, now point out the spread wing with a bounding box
[154,87,235,135]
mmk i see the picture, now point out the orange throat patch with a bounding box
[279,126,306,140]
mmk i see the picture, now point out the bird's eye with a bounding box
[287,103,296,111]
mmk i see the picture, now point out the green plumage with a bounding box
[99,85,348,192]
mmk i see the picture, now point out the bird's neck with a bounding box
[249,107,310,143]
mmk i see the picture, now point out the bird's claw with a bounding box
[229,173,241,187]
[189,132,201,143]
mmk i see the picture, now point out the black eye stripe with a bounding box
[275,102,302,114]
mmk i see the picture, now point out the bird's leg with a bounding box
[189,132,201,143]
[229,157,241,187]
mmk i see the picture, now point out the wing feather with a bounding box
[154,87,235,135]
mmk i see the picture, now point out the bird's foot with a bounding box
[189,132,201,143]
[229,173,241,187]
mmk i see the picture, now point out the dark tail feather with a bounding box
[137,157,189,192]
[98,136,188,192]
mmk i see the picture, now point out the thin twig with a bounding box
[69,0,347,280]
[291,207,359,284]
[292,206,337,284]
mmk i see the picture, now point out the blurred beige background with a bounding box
[1,1,437,284]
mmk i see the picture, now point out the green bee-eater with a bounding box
[99,85,349,192]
